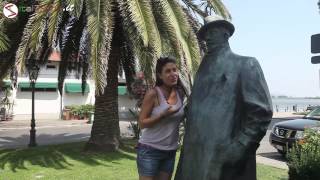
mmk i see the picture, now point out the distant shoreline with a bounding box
[272,97,320,99]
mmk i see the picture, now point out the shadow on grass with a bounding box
[0,135,137,172]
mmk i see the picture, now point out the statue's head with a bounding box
[198,15,235,44]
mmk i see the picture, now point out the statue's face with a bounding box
[204,26,230,45]
[158,62,179,87]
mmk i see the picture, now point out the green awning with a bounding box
[118,86,127,95]
[19,82,58,88]
[0,80,11,88]
[65,83,90,93]
[3,80,11,87]
[65,84,126,94]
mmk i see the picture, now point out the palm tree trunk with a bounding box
[85,29,121,152]
[85,4,126,152]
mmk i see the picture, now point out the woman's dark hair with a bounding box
[155,56,177,86]
[155,56,187,98]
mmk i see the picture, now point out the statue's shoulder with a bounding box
[230,52,257,61]
[230,53,260,67]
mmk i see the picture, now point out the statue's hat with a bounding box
[198,15,235,40]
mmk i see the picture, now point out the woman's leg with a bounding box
[156,171,172,180]
[137,146,162,179]
[139,175,155,180]
[156,150,177,180]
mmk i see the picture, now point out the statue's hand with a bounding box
[218,141,248,166]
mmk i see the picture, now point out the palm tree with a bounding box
[0,0,32,82]
[1,0,231,151]
[0,27,10,53]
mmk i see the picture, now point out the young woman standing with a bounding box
[137,57,185,180]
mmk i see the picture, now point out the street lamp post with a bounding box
[26,58,40,147]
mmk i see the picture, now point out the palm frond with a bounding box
[58,6,87,95]
[15,0,56,73]
[0,3,9,49]
[119,0,162,83]
[28,0,55,52]
[15,14,36,73]
[152,0,200,77]
[151,1,183,66]
[180,0,207,18]
[180,0,231,20]
[47,0,64,47]
[0,0,30,79]
[60,15,77,50]
[86,0,113,95]
[79,28,89,60]
[0,31,10,53]
[120,38,136,93]
[37,19,50,64]
[151,1,184,87]
[66,0,84,19]
[181,7,202,33]
[57,14,77,94]
[79,28,90,95]
[77,9,90,95]
[206,0,232,20]
[183,7,207,55]
[169,0,200,73]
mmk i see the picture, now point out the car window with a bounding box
[306,108,320,120]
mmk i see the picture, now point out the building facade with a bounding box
[0,57,136,120]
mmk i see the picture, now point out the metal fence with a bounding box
[273,104,317,112]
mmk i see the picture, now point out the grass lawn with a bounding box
[0,139,288,180]
[257,164,288,180]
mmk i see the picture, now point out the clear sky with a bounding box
[220,0,320,97]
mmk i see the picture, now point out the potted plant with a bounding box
[63,105,73,120]
[82,104,94,120]
[0,86,13,121]
[70,105,80,120]
[77,105,85,120]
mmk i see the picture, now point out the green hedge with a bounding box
[66,104,94,117]
[287,128,320,180]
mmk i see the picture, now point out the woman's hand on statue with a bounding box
[161,106,179,118]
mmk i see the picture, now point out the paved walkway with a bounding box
[272,112,304,119]
[0,119,91,130]
[0,118,289,170]
[257,155,288,170]
[0,112,302,129]
[0,119,135,149]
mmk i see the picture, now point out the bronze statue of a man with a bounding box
[175,15,273,180]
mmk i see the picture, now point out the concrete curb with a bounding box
[0,124,92,131]
[256,155,288,170]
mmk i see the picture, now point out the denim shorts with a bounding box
[136,143,177,177]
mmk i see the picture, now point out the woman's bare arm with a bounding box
[139,89,165,129]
